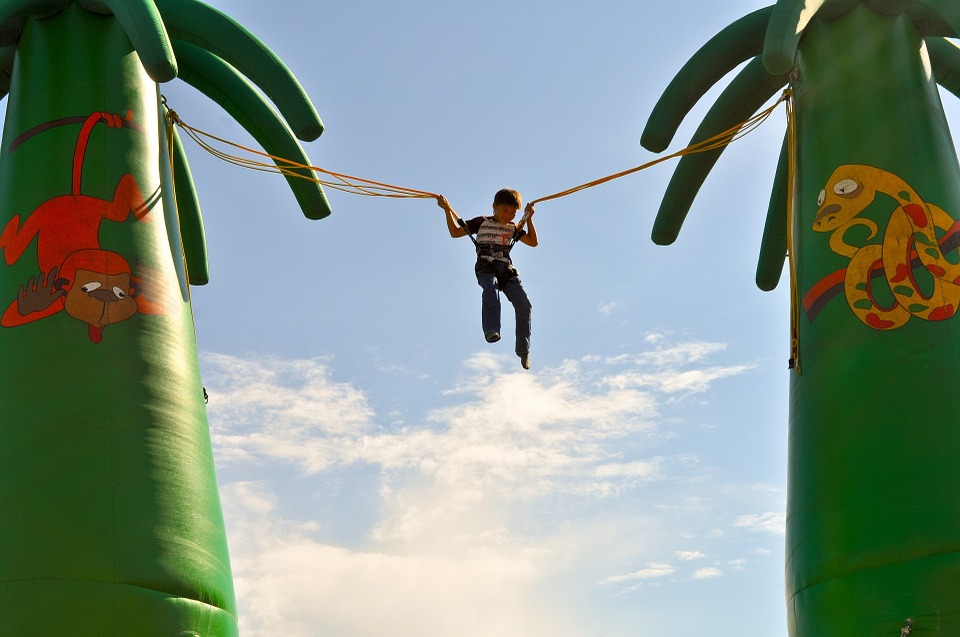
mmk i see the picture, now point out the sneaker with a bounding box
[485,331,501,343]
[519,352,531,370]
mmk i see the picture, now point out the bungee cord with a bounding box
[165,90,792,230]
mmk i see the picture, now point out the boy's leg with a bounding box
[501,277,532,356]
[476,270,501,341]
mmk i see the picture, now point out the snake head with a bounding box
[813,166,876,232]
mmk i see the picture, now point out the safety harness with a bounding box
[458,212,530,290]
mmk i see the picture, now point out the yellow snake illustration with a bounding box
[814,164,960,330]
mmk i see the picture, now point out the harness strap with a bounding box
[456,216,479,247]
[512,208,531,245]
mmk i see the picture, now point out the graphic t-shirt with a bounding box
[466,216,526,264]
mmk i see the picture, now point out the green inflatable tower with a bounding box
[0,1,328,634]
[644,1,960,635]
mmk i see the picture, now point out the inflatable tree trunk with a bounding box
[787,7,960,635]
[643,1,960,634]
[0,7,234,635]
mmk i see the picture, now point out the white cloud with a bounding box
[735,512,786,535]
[595,459,663,479]
[598,301,620,314]
[638,341,728,367]
[603,364,755,394]
[600,562,677,585]
[692,567,723,580]
[676,550,706,561]
[222,482,579,637]
[206,351,663,502]
[592,340,756,397]
[203,353,375,472]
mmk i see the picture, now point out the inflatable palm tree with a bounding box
[0,1,328,634]
[643,1,960,635]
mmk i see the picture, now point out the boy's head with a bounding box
[493,189,522,208]
[492,188,521,223]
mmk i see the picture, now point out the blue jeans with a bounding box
[476,270,531,355]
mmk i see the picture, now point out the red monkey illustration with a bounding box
[0,110,162,341]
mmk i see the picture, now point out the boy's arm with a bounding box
[519,203,538,247]
[437,196,468,238]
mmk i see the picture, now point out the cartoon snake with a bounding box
[814,164,960,330]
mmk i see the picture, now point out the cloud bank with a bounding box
[201,338,782,636]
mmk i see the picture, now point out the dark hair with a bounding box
[493,188,521,208]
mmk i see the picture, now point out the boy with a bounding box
[438,189,538,370]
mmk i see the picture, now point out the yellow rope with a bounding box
[164,102,194,298]
[784,88,800,374]
[167,108,442,201]
[528,91,791,206]
[166,91,789,222]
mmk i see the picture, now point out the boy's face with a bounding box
[493,203,520,223]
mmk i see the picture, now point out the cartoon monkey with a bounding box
[0,110,163,341]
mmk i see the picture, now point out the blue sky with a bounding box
[105,1,960,635]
